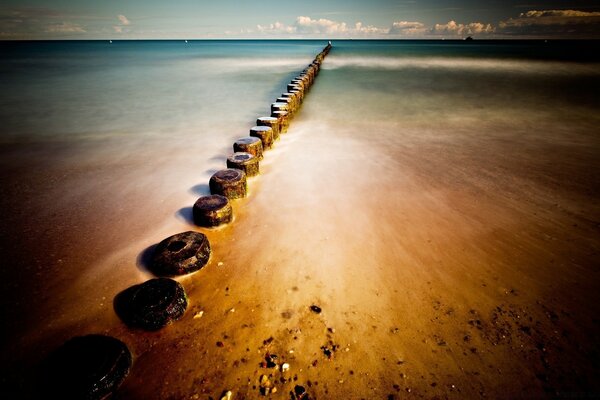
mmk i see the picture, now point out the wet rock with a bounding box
[115,278,188,330]
[210,168,247,199]
[41,334,132,399]
[292,384,308,399]
[234,136,263,160]
[253,120,277,144]
[259,374,273,396]
[321,343,339,359]
[151,231,211,276]
[193,195,232,227]
[227,152,260,177]
[271,110,289,133]
[282,363,290,372]
[220,390,233,400]
[310,305,321,314]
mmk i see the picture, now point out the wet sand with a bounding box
[2,76,600,398]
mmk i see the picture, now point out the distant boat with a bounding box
[185,40,188,43]
[109,40,112,44]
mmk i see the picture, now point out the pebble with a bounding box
[310,305,322,314]
[193,311,204,319]
[220,390,232,400]
[282,363,290,372]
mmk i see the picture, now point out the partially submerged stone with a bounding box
[271,102,289,114]
[193,194,232,227]
[227,152,259,177]
[251,124,275,146]
[116,278,188,330]
[210,168,247,199]
[151,231,211,275]
[42,334,132,399]
[255,116,279,141]
[234,136,263,160]
[271,110,289,134]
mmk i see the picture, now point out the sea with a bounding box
[1,40,598,143]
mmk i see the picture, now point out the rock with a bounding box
[234,136,263,160]
[193,194,232,227]
[294,385,307,399]
[310,305,322,314]
[227,152,259,177]
[41,334,132,399]
[271,110,289,133]
[254,119,278,143]
[151,231,211,276]
[210,168,247,199]
[221,390,233,400]
[265,353,278,368]
[282,363,290,372]
[115,278,188,330]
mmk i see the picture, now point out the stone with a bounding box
[193,195,232,227]
[41,334,132,400]
[115,278,188,330]
[151,231,211,276]
[210,168,247,199]
[234,136,263,160]
[227,152,259,177]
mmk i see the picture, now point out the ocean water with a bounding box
[1,40,598,142]
[1,40,600,397]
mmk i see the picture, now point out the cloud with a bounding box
[295,16,347,34]
[256,21,295,34]
[258,16,388,37]
[117,14,130,26]
[431,20,494,37]
[498,9,600,37]
[113,14,131,33]
[389,21,427,36]
[45,22,85,33]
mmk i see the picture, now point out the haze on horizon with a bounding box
[1,0,599,40]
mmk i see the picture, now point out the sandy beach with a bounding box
[1,42,600,399]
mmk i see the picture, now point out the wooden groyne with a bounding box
[41,42,333,399]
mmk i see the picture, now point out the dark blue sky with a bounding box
[1,0,599,39]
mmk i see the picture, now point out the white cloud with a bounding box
[117,14,130,26]
[295,16,347,34]
[256,21,295,34]
[257,16,387,37]
[389,21,427,36]
[45,22,85,33]
[431,20,494,36]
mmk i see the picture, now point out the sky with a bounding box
[1,0,599,39]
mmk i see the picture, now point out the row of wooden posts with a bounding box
[41,42,333,399]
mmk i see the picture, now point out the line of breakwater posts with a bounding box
[40,42,332,399]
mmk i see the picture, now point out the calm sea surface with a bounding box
[0,40,598,142]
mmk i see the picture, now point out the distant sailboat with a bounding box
[109,40,112,44]
[185,40,188,43]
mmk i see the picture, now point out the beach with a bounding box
[1,40,599,398]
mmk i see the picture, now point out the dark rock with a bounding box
[310,305,321,314]
[210,168,247,199]
[227,152,259,177]
[115,278,188,330]
[151,231,211,276]
[193,195,232,227]
[41,334,132,399]
[234,136,263,160]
